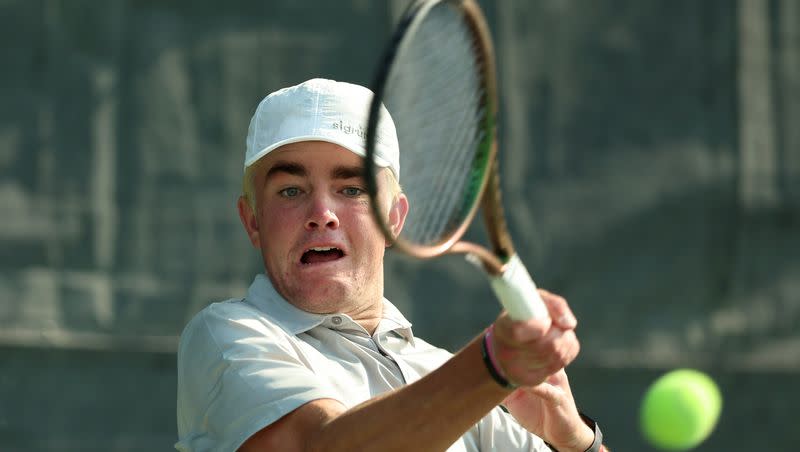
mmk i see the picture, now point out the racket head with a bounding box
[365,0,500,260]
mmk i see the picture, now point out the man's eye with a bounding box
[342,187,363,197]
[280,187,301,198]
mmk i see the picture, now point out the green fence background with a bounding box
[1,0,798,450]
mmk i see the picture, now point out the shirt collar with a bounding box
[377,298,415,344]
[245,273,415,342]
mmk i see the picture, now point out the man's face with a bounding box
[238,141,407,314]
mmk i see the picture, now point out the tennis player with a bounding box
[176,78,607,452]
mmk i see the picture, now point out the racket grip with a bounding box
[488,254,550,321]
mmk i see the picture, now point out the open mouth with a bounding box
[301,246,345,265]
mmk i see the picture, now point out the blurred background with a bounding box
[1,0,798,450]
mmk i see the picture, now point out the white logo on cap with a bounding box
[332,119,367,139]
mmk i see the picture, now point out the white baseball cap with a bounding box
[244,78,400,179]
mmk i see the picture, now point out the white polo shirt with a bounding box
[176,274,549,452]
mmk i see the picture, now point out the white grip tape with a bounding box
[488,253,550,320]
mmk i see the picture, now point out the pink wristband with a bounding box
[485,325,509,381]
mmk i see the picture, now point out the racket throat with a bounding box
[461,247,550,321]
[452,241,506,275]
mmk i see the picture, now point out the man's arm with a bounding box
[492,290,597,451]
[239,398,346,452]
[240,334,514,452]
[241,299,592,452]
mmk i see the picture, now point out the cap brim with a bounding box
[244,135,393,172]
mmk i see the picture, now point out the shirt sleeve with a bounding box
[175,302,342,452]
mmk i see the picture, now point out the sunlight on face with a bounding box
[238,141,407,316]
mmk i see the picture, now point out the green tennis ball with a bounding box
[640,369,722,451]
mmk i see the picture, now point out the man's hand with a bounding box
[491,289,580,387]
[489,289,593,451]
[503,370,594,452]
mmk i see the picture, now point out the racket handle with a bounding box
[487,254,550,321]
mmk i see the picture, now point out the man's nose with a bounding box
[305,195,340,230]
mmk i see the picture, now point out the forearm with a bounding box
[307,335,511,452]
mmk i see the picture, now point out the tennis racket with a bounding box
[364,0,549,321]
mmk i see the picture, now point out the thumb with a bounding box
[529,380,567,404]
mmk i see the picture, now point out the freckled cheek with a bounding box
[261,207,303,232]
[351,232,388,265]
[260,217,299,265]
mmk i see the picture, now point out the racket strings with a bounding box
[378,1,488,246]
[401,9,481,244]
[409,94,481,241]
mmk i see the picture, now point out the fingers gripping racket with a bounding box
[364,0,549,321]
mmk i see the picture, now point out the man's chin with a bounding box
[274,267,380,313]
[284,284,351,313]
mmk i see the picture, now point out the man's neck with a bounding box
[344,300,384,335]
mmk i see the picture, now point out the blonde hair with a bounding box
[242,163,259,212]
[382,169,403,203]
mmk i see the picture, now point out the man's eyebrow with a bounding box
[265,162,307,180]
[332,165,364,180]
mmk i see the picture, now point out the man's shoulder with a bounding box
[184,298,256,328]
[198,297,259,316]
[179,298,290,350]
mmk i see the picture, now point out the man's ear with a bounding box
[386,193,409,246]
[237,196,261,249]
